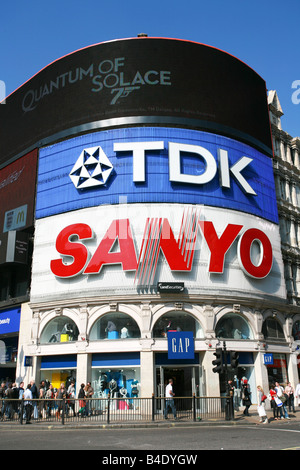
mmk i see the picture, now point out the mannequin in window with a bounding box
[105,321,118,339]
[120,327,129,338]
[131,380,139,397]
[105,321,117,333]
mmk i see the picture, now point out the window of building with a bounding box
[91,368,141,400]
[262,317,285,341]
[292,321,300,341]
[89,313,141,340]
[215,314,253,340]
[40,316,79,344]
[153,312,203,339]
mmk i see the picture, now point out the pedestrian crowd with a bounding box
[0,379,95,424]
[233,379,300,424]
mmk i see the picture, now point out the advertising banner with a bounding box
[36,127,278,223]
[0,38,272,166]
[0,307,21,335]
[0,149,37,265]
[30,203,286,304]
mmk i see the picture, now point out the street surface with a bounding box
[1,422,300,451]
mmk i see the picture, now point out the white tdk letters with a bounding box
[113,141,256,196]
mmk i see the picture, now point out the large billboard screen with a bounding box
[0,38,272,167]
[36,127,278,223]
[0,149,37,264]
[0,149,37,231]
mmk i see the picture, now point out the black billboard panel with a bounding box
[0,38,273,167]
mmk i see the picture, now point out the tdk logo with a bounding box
[70,146,114,189]
[70,141,256,196]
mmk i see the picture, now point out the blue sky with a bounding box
[1,0,299,137]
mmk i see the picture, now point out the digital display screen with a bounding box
[0,38,272,167]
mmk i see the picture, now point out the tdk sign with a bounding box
[70,141,255,195]
[114,141,256,195]
[36,127,278,223]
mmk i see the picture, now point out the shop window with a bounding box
[40,316,79,344]
[262,317,285,341]
[215,314,253,340]
[292,321,300,341]
[40,370,77,391]
[91,368,141,400]
[266,353,288,385]
[153,312,203,339]
[89,313,141,340]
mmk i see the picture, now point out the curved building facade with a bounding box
[0,37,297,403]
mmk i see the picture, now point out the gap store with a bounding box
[2,37,297,405]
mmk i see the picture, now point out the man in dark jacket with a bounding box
[30,380,39,419]
[5,383,14,420]
[0,382,7,419]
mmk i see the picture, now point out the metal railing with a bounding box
[0,395,234,425]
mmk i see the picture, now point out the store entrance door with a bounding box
[156,366,200,401]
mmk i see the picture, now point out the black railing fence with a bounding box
[0,395,234,425]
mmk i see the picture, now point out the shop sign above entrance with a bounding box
[168,332,195,360]
[264,353,274,365]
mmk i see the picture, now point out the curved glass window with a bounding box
[215,314,253,340]
[40,316,79,344]
[292,321,300,341]
[89,313,141,340]
[153,312,203,338]
[262,317,285,340]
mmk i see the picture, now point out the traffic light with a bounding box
[212,348,223,373]
[230,351,239,369]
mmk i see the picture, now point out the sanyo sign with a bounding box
[50,211,274,286]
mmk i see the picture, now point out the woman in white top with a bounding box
[257,386,268,424]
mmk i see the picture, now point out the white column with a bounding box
[294,148,300,167]
[290,218,297,247]
[140,350,155,398]
[287,353,300,393]
[291,182,298,207]
[254,352,270,408]
[203,350,220,396]
[285,178,291,203]
[76,353,90,396]
[296,263,300,296]
[286,145,293,165]
[280,140,286,162]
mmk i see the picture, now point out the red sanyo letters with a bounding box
[50,215,273,284]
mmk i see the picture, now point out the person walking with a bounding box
[257,386,268,424]
[78,383,87,417]
[242,380,251,416]
[285,382,295,413]
[30,380,39,419]
[275,382,290,420]
[56,383,67,419]
[67,381,76,417]
[24,384,33,424]
[269,384,283,420]
[164,379,178,420]
[85,382,94,417]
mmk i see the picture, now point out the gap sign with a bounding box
[168,332,195,360]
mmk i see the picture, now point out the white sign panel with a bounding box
[30,203,286,304]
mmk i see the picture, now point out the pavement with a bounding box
[0,407,300,430]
